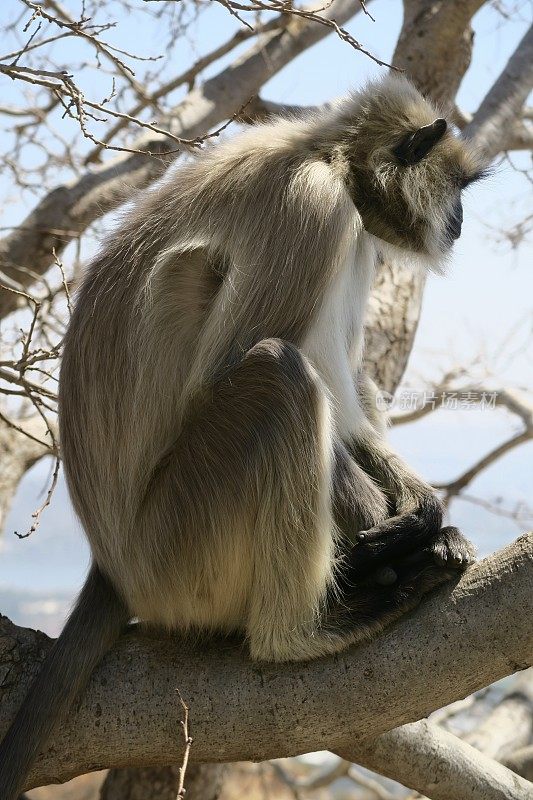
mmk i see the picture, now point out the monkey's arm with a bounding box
[346,373,475,574]
[332,439,388,544]
[353,373,441,516]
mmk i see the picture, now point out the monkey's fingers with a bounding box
[429,526,476,571]
[350,515,436,578]
[355,513,420,543]
[379,527,476,576]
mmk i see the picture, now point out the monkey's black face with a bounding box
[445,197,463,245]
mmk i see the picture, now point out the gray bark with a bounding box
[100,764,226,800]
[0,534,530,793]
[340,720,533,800]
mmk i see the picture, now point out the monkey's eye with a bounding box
[460,169,490,190]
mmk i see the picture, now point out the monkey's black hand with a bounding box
[371,526,476,580]
[347,494,443,579]
[428,526,476,570]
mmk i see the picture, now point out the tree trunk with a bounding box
[100,764,226,800]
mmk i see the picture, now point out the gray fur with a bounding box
[0,73,482,798]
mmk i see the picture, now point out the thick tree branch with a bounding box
[393,0,485,103]
[353,669,533,799]
[465,24,533,158]
[339,720,533,800]
[0,534,531,792]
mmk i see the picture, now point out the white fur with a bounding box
[302,231,377,440]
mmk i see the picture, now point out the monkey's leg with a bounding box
[137,337,349,660]
[141,339,453,662]
[226,338,351,662]
[201,339,450,662]
[332,439,389,544]
[346,437,476,576]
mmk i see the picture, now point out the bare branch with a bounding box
[504,120,533,152]
[19,0,149,98]
[0,416,53,532]
[84,18,288,164]
[0,0,365,321]
[464,670,533,759]
[503,746,533,782]
[340,720,533,800]
[465,24,533,158]
[435,429,532,499]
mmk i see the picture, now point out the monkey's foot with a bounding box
[334,557,459,636]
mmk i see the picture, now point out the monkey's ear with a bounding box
[393,118,447,166]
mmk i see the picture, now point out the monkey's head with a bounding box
[337,74,488,268]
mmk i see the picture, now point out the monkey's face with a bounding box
[341,76,487,268]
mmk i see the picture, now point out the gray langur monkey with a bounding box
[0,74,485,798]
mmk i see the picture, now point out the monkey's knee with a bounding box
[243,338,323,399]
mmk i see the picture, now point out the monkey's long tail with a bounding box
[0,562,129,800]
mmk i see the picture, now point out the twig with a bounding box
[176,690,193,799]
[52,248,72,315]
[13,454,60,539]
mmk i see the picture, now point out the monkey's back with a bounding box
[59,107,358,628]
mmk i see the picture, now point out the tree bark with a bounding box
[0,534,530,793]
[339,720,533,800]
[100,764,226,800]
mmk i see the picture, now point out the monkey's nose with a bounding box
[447,201,463,241]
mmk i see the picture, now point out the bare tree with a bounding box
[1,0,532,798]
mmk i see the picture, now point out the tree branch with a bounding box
[0,534,531,792]
[0,0,364,321]
[465,24,533,158]
[354,669,533,799]
[434,429,532,499]
[464,670,533,759]
[339,720,533,800]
